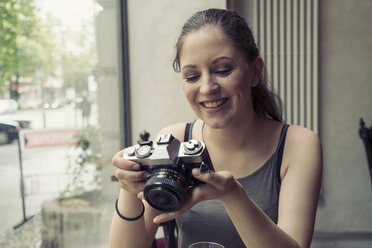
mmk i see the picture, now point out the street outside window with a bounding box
[0,0,105,246]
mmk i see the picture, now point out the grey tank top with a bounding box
[175,123,289,248]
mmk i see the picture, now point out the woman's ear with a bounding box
[250,56,264,87]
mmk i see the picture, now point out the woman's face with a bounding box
[179,25,258,129]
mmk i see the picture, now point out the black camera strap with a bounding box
[166,219,177,248]
[184,121,195,142]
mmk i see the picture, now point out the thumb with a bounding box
[192,168,216,184]
[192,168,235,191]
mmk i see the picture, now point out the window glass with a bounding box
[0,0,108,246]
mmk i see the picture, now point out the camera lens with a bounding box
[144,168,187,212]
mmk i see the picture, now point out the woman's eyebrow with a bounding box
[181,64,197,71]
[181,56,233,71]
[212,56,233,64]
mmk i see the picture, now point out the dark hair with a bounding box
[173,8,283,122]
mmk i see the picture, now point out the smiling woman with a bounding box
[111,8,322,248]
[173,12,282,124]
[178,25,257,129]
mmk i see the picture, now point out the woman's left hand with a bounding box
[138,168,243,224]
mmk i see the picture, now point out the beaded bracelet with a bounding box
[115,199,145,221]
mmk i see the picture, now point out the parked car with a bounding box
[0,120,20,144]
[0,118,32,144]
[0,99,19,114]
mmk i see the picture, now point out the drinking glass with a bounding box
[187,241,225,248]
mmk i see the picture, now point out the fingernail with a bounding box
[153,216,161,224]
[132,164,140,170]
[153,215,166,224]
[137,192,144,199]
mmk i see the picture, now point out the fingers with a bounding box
[119,181,145,194]
[152,190,198,224]
[137,191,144,200]
[152,204,189,224]
[115,167,148,182]
[112,149,147,195]
[153,213,172,224]
[112,149,140,170]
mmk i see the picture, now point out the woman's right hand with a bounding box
[112,149,148,196]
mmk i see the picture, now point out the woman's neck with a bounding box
[202,114,267,151]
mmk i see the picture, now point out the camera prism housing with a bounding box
[123,134,214,212]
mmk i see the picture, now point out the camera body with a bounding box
[123,134,214,212]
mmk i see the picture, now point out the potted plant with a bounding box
[41,125,104,248]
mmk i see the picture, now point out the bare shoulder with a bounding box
[283,125,322,175]
[156,122,188,142]
[286,125,322,152]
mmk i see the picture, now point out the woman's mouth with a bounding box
[201,98,228,108]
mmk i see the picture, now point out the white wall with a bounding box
[316,0,372,233]
[127,0,226,143]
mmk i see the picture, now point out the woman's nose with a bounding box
[200,74,220,94]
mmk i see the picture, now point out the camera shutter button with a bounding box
[184,140,202,155]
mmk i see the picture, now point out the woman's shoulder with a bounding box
[284,125,322,168]
[278,124,322,182]
[286,125,321,147]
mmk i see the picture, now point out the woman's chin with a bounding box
[202,117,231,129]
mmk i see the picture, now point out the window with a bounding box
[0,0,120,246]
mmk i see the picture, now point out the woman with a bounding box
[110,8,322,248]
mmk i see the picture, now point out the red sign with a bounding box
[21,129,79,149]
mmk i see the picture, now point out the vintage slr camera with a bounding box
[123,134,214,212]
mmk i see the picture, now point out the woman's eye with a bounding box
[185,75,200,82]
[215,69,232,76]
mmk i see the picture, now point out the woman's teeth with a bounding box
[203,99,226,108]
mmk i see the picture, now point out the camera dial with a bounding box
[124,147,136,157]
[184,139,202,155]
[135,145,152,158]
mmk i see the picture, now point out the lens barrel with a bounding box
[144,168,187,212]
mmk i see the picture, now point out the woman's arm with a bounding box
[110,189,160,248]
[110,123,188,248]
[109,148,161,248]
[276,126,323,247]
